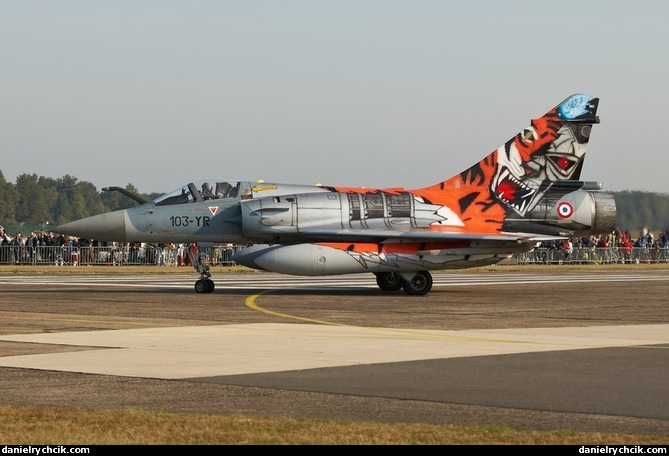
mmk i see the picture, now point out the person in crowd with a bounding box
[154,243,163,266]
[562,238,574,262]
[0,226,9,263]
[619,231,633,263]
[11,231,24,264]
[24,231,39,263]
[79,237,93,264]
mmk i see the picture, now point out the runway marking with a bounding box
[243,290,561,344]
[244,290,669,349]
[245,290,560,346]
[245,291,349,326]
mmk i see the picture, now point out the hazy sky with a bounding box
[2,1,668,195]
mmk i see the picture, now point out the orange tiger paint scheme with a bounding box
[315,241,472,255]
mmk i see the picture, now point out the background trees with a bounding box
[0,172,149,234]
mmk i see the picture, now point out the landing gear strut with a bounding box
[194,253,214,293]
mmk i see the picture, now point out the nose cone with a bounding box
[55,210,128,241]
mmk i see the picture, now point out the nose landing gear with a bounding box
[194,253,214,293]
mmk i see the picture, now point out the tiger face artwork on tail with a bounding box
[492,95,595,217]
[418,94,600,233]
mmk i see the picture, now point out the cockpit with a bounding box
[154,180,243,206]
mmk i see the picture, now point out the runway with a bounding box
[0,268,668,435]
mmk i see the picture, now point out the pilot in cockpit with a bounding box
[201,182,216,200]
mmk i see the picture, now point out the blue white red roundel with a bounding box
[557,202,573,219]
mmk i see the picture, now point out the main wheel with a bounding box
[375,272,403,291]
[402,271,433,296]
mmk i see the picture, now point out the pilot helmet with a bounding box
[202,183,213,193]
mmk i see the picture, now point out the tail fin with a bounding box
[416,94,600,227]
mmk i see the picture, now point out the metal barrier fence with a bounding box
[0,244,667,267]
[0,244,244,267]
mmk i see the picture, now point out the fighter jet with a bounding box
[55,94,616,295]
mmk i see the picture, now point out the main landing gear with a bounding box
[194,253,214,293]
[190,260,434,295]
[374,271,433,296]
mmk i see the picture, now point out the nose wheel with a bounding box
[195,278,215,293]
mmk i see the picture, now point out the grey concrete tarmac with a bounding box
[0,268,668,435]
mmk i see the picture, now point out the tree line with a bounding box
[0,170,667,237]
[0,171,160,234]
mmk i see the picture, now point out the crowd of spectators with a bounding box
[0,225,67,264]
[529,226,669,264]
[0,225,237,266]
[1,223,668,266]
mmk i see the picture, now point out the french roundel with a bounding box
[557,202,573,219]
